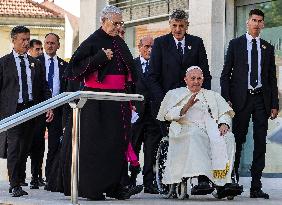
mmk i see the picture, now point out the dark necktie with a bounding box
[48,58,54,92]
[19,56,29,103]
[143,61,149,77]
[177,42,183,59]
[250,39,258,88]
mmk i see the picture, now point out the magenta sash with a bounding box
[85,73,125,90]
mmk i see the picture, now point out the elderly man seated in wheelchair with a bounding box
[156,66,243,200]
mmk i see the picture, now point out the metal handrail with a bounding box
[0,91,143,132]
[0,91,144,205]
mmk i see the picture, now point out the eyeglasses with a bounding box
[107,18,124,27]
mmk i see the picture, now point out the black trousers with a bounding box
[7,102,35,188]
[131,103,162,187]
[45,108,63,183]
[232,92,268,190]
[30,114,46,180]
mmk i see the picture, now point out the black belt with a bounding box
[248,87,262,95]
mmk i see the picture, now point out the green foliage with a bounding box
[260,0,282,28]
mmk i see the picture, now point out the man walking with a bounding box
[37,33,67,190]
[221,9,279,199]
[0,26,53,197]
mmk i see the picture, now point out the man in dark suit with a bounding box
[220,9,279,199]
[36,33,67,190]
[26,39,45,188]
[130,36,162,194]
[0,26,53,197]
[149,9,211,119]
[149,9,212,193]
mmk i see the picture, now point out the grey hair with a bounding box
[100,5,122,22]
[169,9,188,21]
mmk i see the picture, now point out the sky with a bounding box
[34,0,80,17]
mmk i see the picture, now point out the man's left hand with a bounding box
[46,110,54,122]
[270,109,278,120]
[219,124,229,136]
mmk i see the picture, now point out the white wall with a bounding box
[189,0,235,92]
[65,15,74,59]
[79,0,107,43]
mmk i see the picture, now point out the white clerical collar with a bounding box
[246,32,260,43]
[139,56,149,65]
[173,36,185,46]
[44,52,57,61]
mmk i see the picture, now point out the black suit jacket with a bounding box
[0,52,51,158]
[134,57,152,119]
[149,33,211,116]
[37,54,68,94]
[220,34,279,115]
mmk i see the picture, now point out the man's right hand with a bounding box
[102,48,113,60]
[180,93,199,116]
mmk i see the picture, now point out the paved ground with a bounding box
[0,177,282,205]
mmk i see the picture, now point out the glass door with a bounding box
[235,0,282,175]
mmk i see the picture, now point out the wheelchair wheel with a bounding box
[156,136,172,198]
[176,180,188,199]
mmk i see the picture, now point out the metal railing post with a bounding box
[71,107,80,205]
[69,99,86,205]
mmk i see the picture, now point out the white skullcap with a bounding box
[185,66,202,74]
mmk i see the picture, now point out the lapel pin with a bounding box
[262,45,266,49]
[30,63,35,68]
[188,45,192,50]
[60,61,64,65]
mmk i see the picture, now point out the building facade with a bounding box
[80,0,282,175]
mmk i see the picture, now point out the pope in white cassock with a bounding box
[157,66,242,198]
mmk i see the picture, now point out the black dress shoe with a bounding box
[38,178,45,187]
[44,182,50,191]
[107,185,143,200]
[11,187,28,197]
[144,184,159,194]
[191,182,214,195]
[20,181,28,186]
[30,180,39,189]
[216,183,243,199]
[87,194,106,201]
[250,189,269,199]
[127,185,143,196]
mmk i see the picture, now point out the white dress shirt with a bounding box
[44,53,60,97]
[246,33,262,89]
[140,56,149,73]
[173,36,185,55]
[13,50,33,103]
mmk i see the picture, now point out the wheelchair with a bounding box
[155,136,243,200]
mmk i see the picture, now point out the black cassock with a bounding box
[49,28,137,199]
